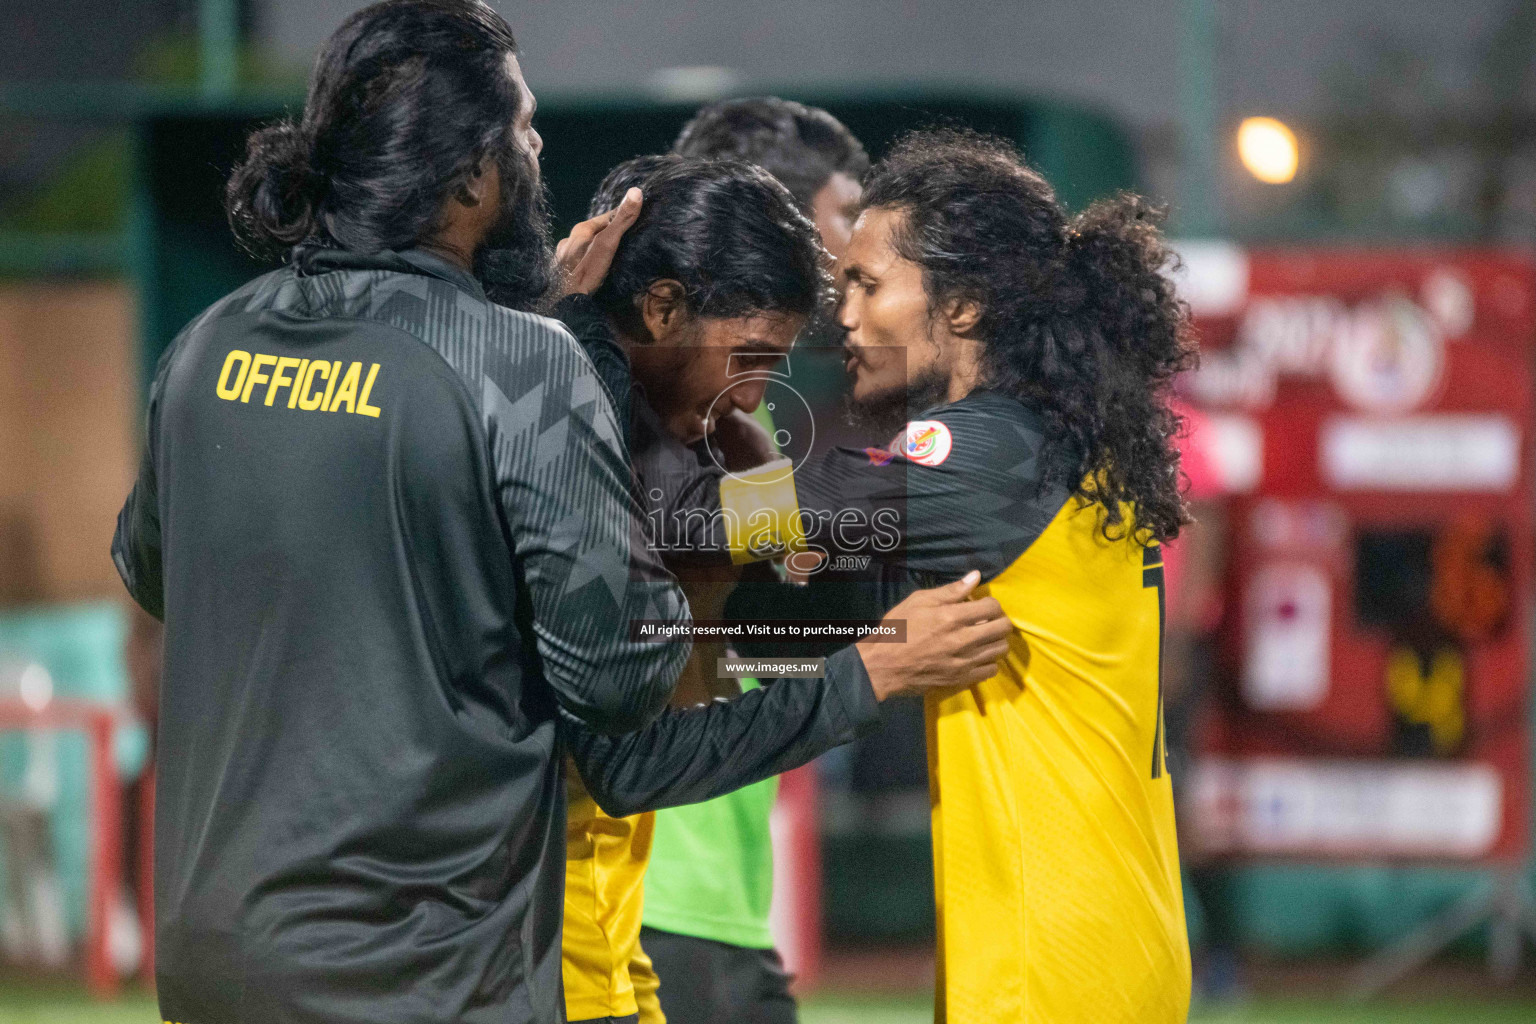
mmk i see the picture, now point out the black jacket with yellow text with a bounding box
[113,247,691,1024]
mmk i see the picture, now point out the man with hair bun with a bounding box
[114,2,683,1020]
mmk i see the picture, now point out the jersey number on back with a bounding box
[1143,545,1167,780]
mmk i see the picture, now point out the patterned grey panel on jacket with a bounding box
[410,287,689,734]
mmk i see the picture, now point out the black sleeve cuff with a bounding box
[826,644,881,737]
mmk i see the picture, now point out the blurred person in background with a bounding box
[559,155,1012,1024]
[110,2,695,1021]
[0,661,67,970]
[672,97,868,261]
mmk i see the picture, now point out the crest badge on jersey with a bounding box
[895,420,953,466]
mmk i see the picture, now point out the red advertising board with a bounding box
[1179,246,1536,864]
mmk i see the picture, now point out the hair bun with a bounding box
[226,118,324,258]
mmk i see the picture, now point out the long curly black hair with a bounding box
[860,129,1196,544]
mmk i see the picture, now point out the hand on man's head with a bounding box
[556,187,643,296]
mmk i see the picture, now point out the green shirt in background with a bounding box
[646,402,789,950]
[642,677,778,949]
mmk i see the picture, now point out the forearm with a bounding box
[631,401,735,565]
[111,481,164,620]
[113,415,165,620]
[565,644,878,816]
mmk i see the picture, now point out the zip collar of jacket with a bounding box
[293,245,488,302]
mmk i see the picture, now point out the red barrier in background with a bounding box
[0,699,123,997]
[138,761,155,986]
[770,762,823,991]
[1179,248,1536,866]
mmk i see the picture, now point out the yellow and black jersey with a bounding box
[720,390,1190,1023]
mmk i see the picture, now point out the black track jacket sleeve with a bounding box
[564,644,878,817]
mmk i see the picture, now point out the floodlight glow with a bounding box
[1237,117,1299,184]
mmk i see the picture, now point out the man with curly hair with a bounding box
[692,128,1197,1022]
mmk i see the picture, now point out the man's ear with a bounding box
[945,295,983,336]
[639,280,688,344]
[455,159,489,208]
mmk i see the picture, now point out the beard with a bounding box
[844,362,951,439]
[477,151,557,312]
